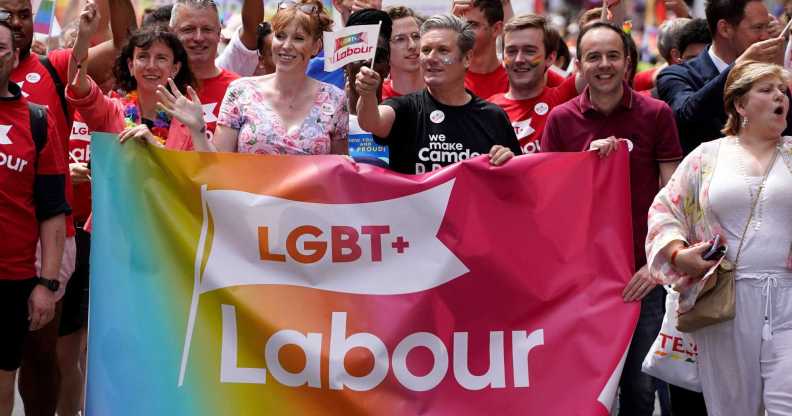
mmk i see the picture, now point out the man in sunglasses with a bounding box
[0,19,68,416]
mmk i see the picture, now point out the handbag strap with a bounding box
[733,147,779,264]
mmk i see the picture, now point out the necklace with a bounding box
[116,90,171,146]
[734,137,778,231]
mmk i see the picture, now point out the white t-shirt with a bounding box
[215,27,260,77]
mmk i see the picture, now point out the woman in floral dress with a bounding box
[646,61,792,416]
[159,0,348,155]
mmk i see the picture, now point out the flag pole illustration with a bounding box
[369,20,382,69]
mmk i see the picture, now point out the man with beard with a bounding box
[488,14,579,154]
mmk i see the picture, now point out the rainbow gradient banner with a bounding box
[88,134,639,415]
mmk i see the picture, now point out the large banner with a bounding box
[88,134,638,415]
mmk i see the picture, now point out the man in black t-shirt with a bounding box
[356,14,520,174]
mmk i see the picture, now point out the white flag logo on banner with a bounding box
[178,179,468,386]
[323,23,381,72]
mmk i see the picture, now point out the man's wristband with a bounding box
[35,276,60,292]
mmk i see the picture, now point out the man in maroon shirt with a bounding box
[540,21,683,416]
[0,21,68,416]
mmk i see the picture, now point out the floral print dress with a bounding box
[217,77,349,155]
[645,136,792,312]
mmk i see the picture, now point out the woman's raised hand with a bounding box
[157,78,206,135]
[78,1,100,39]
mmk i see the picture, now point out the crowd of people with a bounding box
[0,0,790,415]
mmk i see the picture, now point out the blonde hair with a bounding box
[722,60,790,136]
[271,0,333,40]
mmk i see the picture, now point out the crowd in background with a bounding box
[0,0,791,415]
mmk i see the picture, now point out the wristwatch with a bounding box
[35,276,60,292]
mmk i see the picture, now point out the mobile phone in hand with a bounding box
[702,235,726,261]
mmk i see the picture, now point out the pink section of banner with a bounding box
[196,150,639,414]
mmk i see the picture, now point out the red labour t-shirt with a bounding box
[68,113,91,223]
[0,91,66,279]
[465,65,508,99]
[199,69,238,140]
[633,67,659,92]
[11,49,76,237]
[165,68,239,151]
[540,84,683,269]
[488,75,578,154]
[546,68,566,87]
[381,78,402,101]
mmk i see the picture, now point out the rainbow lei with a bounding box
[118,91,170,146]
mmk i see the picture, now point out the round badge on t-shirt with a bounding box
[430,110,445,124]
[321,103,334,115]
[534,102,549,116]
[26,72,41,84]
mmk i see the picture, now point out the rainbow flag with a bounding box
[87,133,639,415]
[33,0,55,36]
[335,32,366,50]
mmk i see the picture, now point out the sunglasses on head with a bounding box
[277,1,319,15]
[0,10,11,22]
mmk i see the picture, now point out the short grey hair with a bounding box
[420,14,475,55]
[657,17,690,63]
[169,0,221,29]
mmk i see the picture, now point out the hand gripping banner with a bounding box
[88,134,638,415]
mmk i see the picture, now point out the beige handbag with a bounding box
[676,149,778,333]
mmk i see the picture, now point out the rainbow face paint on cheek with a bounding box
[439,55,455,65]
